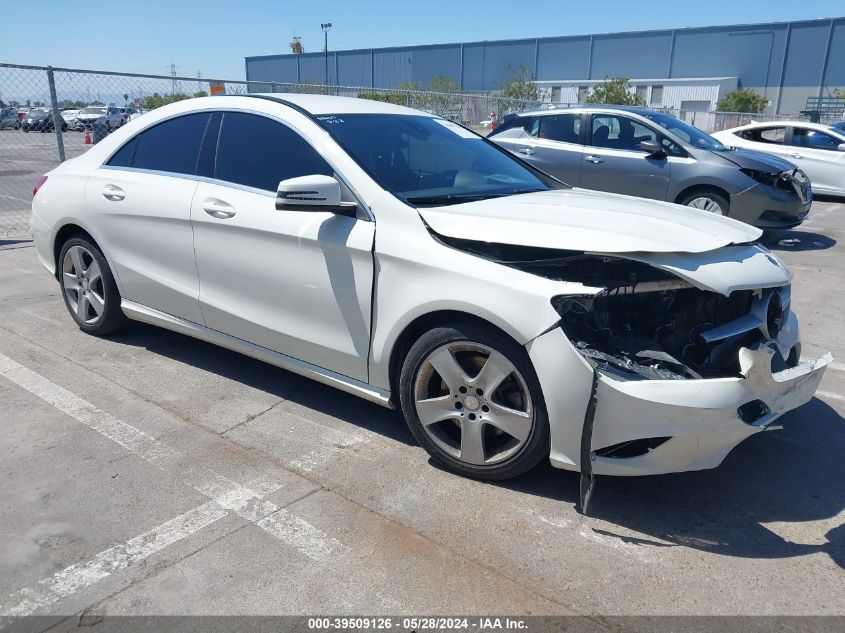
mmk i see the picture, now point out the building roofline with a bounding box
[245,17,844,62]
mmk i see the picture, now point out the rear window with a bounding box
[107,113,210,175]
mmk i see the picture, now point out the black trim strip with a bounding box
[244,94,322,124]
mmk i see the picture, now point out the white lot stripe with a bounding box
[0,351,343,610]
[829,361,845,373]
[0,194,30,204]
[816,390,845,402]
[257,509,342,564]
[0,501,228,617]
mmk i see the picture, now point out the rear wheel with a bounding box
[399,323,549,480]
[58,236,127,336]
[679,190,729,215]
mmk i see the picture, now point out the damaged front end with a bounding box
[440,234,832,477]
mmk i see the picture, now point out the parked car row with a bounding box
[1,105,147,133]
[488,106,823,230]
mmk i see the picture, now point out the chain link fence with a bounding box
[0,62,836,239]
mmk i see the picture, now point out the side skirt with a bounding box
[121,300,394,409]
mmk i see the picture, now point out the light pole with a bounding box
[321,22,332,85]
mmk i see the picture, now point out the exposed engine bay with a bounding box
[437,235,796,380]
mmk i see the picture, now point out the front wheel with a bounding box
[58,237,127,336]
[679,190,729,215]
[399,323,549,480]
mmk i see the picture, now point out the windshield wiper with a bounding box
[405,188,545,206]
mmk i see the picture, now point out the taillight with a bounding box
[33,175,48,197]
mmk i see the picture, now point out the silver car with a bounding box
[0,107,21,130]
[75,105,123,131]
[489,105,812,229]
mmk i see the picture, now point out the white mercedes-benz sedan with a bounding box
[30,94,831,483]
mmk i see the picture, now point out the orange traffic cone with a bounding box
[83,127,92,145]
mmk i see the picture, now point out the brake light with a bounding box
[33,175,48,197]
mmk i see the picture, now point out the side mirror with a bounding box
[275,174,356,215]
[640,140,665,156]
[838,143,845,152]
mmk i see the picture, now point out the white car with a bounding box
[60,109,79,127]
[713,121,845,196]
[29,95,831,485]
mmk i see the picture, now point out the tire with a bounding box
[679,190,730,215]
[399,322,550,480]
[58,236,128,336]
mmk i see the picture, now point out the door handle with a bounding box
[518,147,535,156]
[584,155,605,164]
[790,152,803,159]
[102,184,125,201]
[202,200,236,219]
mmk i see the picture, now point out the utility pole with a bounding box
[170,64,177,95]
[321,23,332,85]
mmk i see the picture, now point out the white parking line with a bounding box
[0,501,228,617]
[816,390,845,402]
[0,350,343,615]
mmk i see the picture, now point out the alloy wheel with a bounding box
[687,197,724,214]
[62,245,105,325]
[413,342,534,466]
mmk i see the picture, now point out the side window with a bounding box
[106,137,137,167]
[590,115,657,151]
[131,113,211,175]
[739,127,785,144]
[790,128,841,151]
[528,114,581,144]
[214,112,333,191]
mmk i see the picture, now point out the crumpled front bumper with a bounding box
[527,321,831,477]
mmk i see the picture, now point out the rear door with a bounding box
[579,113,670,200]
[519,113,585,185]
[735,125,792,161]
[786,126,845,194]
[84,112,211,323]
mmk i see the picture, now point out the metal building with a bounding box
[245,17,845,116]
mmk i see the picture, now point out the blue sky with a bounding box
[2,0,843,80]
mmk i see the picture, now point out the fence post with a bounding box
[46,67,66,163]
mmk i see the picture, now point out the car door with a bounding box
[734,125,792,161]
[517,113,585,185]
[786,126,845,194]
[190,111,375,382]
[579,113,670,200]
[84,112,211,324]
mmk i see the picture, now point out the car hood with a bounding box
[419,188,761,254]
[77,113,104,119]
[709,147,797,173]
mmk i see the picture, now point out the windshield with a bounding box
[316,114,563,206]
[81,107,106,114]
[29,108,49,116]
[642,112,726,150]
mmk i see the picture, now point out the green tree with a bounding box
[832,87,845,99]
[142,92,193,109]
[585,77,644,106]
[717,89,768,113]
[428,75,460,93]
[193,90,208,98]
[500,64,539,101]
[357,90,407,106]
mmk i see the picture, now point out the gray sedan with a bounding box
[489,105,811,229]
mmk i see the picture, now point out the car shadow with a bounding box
[499,396,845,569]
[760,230,836,252]
[110,323,844,568]
[108,322,415,447]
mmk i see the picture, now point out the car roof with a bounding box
[732,120,841,132]
[252,92,427,116]
[514,104,660,118]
